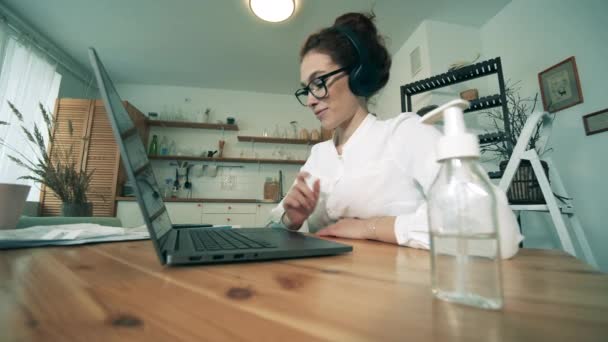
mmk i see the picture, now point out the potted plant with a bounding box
[480,82,552,204]
[0,101,95,216]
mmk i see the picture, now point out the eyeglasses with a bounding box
[294,67,349,106]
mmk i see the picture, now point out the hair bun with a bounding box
[333,12,378,38]
[300,11,391,98]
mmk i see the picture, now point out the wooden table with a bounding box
[1,239,607,341]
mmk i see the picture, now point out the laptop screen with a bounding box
[88,48,173,243]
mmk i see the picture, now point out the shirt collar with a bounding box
[338,113,376,154]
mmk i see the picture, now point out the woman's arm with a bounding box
[316,216,397,244]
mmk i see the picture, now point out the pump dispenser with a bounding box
[420,99,503,310]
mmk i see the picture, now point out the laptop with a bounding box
[88,47,352,266]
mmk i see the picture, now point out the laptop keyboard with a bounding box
[189,229,276,251]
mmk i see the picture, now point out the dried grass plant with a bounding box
[0,101,93,204]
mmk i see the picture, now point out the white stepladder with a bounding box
[498,112,598,268]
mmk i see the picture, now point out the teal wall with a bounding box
[480,0,608,270]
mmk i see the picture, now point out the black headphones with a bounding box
[334,26,381,97]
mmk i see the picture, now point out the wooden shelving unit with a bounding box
[148,155,306,165]
[237,135,321,145]
[147,119,238,131]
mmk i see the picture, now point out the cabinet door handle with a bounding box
[227,218,231,222]
[228,206,232,210]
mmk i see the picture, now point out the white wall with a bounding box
[374,21,432,117]
[480,0,608,270]
[57,66,96,99]
[377,0,607,270]
[116,84,321,201]
[375,20,485,130]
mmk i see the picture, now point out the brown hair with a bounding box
[299,12,391,97]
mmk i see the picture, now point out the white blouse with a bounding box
[270,113,522,258]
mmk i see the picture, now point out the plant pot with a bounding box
[499,160,549,204]
[0,183,31,229]
[62,202,93,217]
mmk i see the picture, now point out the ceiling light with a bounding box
[249,0,295,23]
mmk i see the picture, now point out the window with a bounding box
[0,23,62,201]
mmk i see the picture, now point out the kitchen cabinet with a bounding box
[255,203,276,226]
[166,203,203,224]
[201,203,257,227]
[116,200,277,228]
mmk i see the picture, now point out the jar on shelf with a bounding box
[263,177,279,201]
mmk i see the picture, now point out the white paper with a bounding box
[0,223,149,249]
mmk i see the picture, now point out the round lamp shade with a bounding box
[249,0,295,23]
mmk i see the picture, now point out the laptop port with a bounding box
[213,255,224,260]
[189,256,202,261]
[234,253,244,259]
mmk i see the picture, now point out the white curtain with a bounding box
[0,22,62,201]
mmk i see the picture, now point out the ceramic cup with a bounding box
[0,183,31,229]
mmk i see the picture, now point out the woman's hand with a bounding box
[282,172,320,229]
[316,218,372,240]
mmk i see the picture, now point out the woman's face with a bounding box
[300,51,361,130]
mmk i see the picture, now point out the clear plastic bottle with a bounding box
[421,100,503,310]
[159,136,169,156]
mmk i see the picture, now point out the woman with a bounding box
[270,12,522,258]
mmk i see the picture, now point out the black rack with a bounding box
[400,57,512,146]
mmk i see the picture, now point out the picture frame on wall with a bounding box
[582,108,608,136]
[538,56,584,113]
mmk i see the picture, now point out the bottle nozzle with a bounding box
[419,99,480,161]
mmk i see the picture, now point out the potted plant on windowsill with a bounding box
[0,102,95,216]
[480,82,553,204]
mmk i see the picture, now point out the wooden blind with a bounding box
[80,101,120,217]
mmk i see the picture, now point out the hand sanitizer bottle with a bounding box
[420,99,503,310]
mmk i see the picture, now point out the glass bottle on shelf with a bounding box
[160,105,169,120]
[272,124,281,138]
[204,108,211,123]
[148,135,158,156]
[176,106,185,121]
[168,140,177,156]
[164,178,173,198]
[290,121,298,139]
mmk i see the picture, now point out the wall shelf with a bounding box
[149,155,305,165]
[147,119,238,131]
[237,135,321,145]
